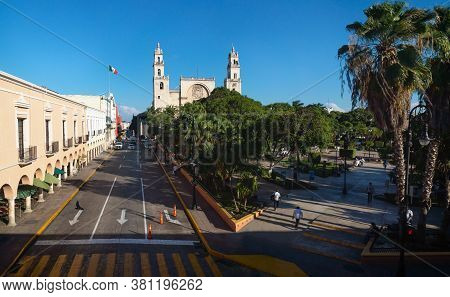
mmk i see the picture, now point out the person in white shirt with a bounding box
[292,206,303,229]
[272,190,281,211]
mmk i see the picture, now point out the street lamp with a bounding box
[342,133,350,195]
[397,104,432,277]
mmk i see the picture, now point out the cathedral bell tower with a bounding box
[153,42,170,109]
[224,46,242,94]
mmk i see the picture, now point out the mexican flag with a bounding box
[108,65,118,75]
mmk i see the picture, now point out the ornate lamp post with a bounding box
[342,133,350,195]
[397,104,432,277]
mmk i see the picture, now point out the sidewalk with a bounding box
[0,152,110,275]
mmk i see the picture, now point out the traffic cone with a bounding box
[173,204,177,217]
[147,224,152,239]
[159,211,164,224]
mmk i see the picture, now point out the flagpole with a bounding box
[108,70,111,95]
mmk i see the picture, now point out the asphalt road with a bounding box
[7,143,261,277]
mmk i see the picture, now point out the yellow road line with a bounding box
[188,253,205,277]
[30,255,50,277]
[12,256,35,277]
[205,255,222,277]
[104,253,116,277]
[67,254,84,277]
[294,244,361,266]
[303,232,365,250]
[156,253,169,277]
[49,255,67,277]
[124,253,134,277]
[86,253,101,277]
[140,253,151,277]
[172,253,186,277]
[1,153,113,277]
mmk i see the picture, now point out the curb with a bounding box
[0,152,112,277]
[155,152,307,277]
[302,231,365,250]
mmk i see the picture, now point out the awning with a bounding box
[17,185,37,199]
[33,178,50,191]
[44,173,60,185]
[54,168,65,175]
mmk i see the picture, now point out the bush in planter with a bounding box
[309,152,321,165]
[339,148,356,159]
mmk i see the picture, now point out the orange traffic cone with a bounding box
[173,204,177,217]
[147,224,152,239]
[159,211,164,224]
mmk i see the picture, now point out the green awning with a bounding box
[17,185,37,199]
[33,178,50,191]
[45,173,60,185]
[54,168,65,175]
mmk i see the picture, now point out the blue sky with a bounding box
[0,0,443,120]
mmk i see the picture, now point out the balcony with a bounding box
[97,129,102,135]
[63,137,73,150]
[18,146,37,166]
[46,141,59,156]
[83,134,89,143]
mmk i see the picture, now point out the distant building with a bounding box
[152,43,242,109]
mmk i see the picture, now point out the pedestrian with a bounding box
[367,182,375,204]
[192,183,198,210]
[75,201,84,210]
[272,190,281,211]
[309,170,314,182]
[383,159,388,170]
[292,206,303,229]
[172,165,178,176]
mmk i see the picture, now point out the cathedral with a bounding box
[152,43,242,109]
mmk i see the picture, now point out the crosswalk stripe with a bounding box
[104,253,116,277]
[13,256,35,277]
[172,253,186,277]
[86,254,101,277]
[30,255,50,277]
[205,256,222,277]
[124,253,134,277]
[140,253,151,277]
[49,255,67,277]
[156,253,169,277]
[67,254,84,277]
[188,253,205,277]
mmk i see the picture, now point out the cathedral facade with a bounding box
[153,43,242,109]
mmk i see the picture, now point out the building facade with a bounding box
[0,72,91,227]
[152,43,242,109]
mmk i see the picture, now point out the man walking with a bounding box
[292,206,303,229]
[75,201,84,210]
[272,190,281,211]
[367,182,375,204]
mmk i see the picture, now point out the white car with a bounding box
[114,142,123,150]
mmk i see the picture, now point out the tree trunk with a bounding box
[417,140,440,243]
[440,176,450,243]
[392,127,406,204]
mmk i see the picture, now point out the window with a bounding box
[160,82,164,90]
[158,69,161,76]
[45,120,50,151]
[74,121,77,139]
[234,73,237,79]
[158,96,160,99]
[62,120,66,145]
[157,57,161,63]
[18,118,24,157]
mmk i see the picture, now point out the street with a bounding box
[6,144,260,277]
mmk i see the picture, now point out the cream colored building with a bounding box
[152,43,242,109]
[0,72,102,227]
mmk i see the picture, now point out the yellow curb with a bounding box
[311,221,366,237]
[302,232,365,250]
[1,152,113,277]
[155,152,307,277]
[294,244,362,266]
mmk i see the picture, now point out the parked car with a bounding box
[128,142,136,150]
[114,142,123,150]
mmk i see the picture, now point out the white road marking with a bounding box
[69,210,83,226]
[163,209,181,225]
[119,164,122,169]
[123,155,125,160]
[117,209,128,225]
[141,178,147,238]
[90,177,117,240]
[35,239,199,246]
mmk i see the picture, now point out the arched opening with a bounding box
[160,82,164,90]
[158,69,161,76]
[46,163,53,174]
[34,168,44,180]
[1,184,15,226]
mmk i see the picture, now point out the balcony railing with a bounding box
[63,137,73,150]
[97,129,102,135]
[84,134,89,143]
[75,136,82,146]
[46,141,59,155]
[18,146,37,164]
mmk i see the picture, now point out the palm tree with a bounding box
[236,171,259,209]
[338,2,433,204]
[417,6,450,241]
